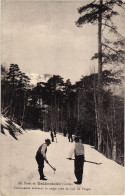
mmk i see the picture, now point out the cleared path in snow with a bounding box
[0,130,124,195]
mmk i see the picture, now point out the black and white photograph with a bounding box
[1,0,124,195]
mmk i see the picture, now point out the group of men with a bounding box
[35,134,85,185]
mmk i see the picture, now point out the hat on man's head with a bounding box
[45,139,51,144]
[74,136,80,142]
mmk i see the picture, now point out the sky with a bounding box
[1,0,125,84]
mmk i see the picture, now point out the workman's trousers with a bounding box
[36,153,45,179]
[51,136,54,142]
[68,134,73,142]
[74,155,84,183]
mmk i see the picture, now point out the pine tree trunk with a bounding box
[112,94,117,161]
[50,98,53,128]
[112,140,116,161]
[105,115,112,158]
[97,0,103,152]
[55,94,57,130]
[43,112,45,131]
[21,93,26,128]
[77,93,80,122]
[93,85,99,149]
[57,98,59,131]
[107,133,110,158]
[67,102,70,118]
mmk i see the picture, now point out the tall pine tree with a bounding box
[76,0,125,152]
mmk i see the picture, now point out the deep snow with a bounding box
[0,129,124,196]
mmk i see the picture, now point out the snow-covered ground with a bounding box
[0,129,124,196]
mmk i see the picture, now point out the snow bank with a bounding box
[1,115,26,140]
[0,129,124,196]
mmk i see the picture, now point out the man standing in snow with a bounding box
[53,128,57,143]
[35,139,51,180]
[69,137,85,184]
[50,131,54,142]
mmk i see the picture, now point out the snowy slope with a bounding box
[1,115,26,140]
[0,130,124,196]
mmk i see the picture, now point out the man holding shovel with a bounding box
[68,137,85,184]
[35,139,51,180]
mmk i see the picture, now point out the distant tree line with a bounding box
[1,63,124,165]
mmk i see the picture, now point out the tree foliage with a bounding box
[76,0,125,67]
[1,64,30,126]
[75,0,124,157]
[1,63,124,165]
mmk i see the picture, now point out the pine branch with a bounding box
[105,0,122,7]
[103,54,124,65]
[102,23,124,38]
[102,34,112,44]
[76,10,99,26]
[113,40,125,48]
[102,45,107,52]
[115,1,125,9]
[102,43,124,55]
[78,0,98,14]
[102,20,107,32]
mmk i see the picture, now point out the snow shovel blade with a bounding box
[48,163,56,171]
[66,158,74,160]
[53,167,56,171]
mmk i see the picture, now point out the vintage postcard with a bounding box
[1,0,124,195]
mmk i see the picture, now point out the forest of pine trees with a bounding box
[1,64,124,165]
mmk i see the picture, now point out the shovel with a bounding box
[67,158,102,165]
[47,162,56,174]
